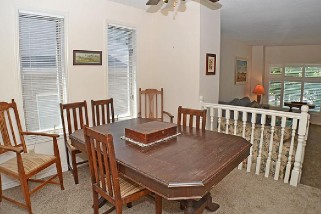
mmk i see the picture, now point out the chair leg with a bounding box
[20,178,32,214]
[155,194,162,214]
[65,144,72,171]
[55,158,65,190]
[71,151,79,184]
[92,188,99,214]
[115,203,122,214]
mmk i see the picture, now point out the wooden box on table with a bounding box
[125,121,177,145]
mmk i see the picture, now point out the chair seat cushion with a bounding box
[0,153,56,175]
[119,177,145,198]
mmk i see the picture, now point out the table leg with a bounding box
[182,192,219,214]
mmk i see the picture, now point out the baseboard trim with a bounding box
[2,164,69,190]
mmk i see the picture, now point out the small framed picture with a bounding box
[73,50,102,65]
[235,57,248,84]
[206,53,216,75]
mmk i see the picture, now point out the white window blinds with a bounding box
[107,25,136,118]
[19,12,66,131]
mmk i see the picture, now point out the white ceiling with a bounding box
[109,0,321,46]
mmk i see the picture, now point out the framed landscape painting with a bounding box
[73,50,102,65]
[235,57,248,84]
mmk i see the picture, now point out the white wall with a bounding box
[219,35,252,102]
[0,0,221,188]
[199,2,221,104]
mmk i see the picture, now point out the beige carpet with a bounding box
[301,124,321,189]
[1,166,321,214]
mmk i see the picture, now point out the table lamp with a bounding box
[253,84,265,104]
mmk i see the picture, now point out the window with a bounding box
[268,65,321,112]
[107,25,136,118]
[19,12,66,131]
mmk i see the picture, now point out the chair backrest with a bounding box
[138,88,164,120]
[60,101,89,139]
[91,98,115,126]
[83,126,121,200]
[177,106,207,130]
[0,99,27,154]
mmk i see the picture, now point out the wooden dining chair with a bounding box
[83,126,162,214]
[91,98,115,126]
[138,88,174,123]
[177,106,207,130]
[60,100,89,184]
[0,99,64,213]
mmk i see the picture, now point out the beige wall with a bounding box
[0,0,221,188]
[219,35,252,102]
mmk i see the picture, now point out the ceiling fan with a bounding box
[146,0,219,5]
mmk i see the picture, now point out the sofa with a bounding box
[219,96,269,109]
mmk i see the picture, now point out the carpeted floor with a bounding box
[301,124,321,189]
[1,166,321,214]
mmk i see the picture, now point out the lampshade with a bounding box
[253,84,265,95]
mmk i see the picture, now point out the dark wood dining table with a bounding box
[70,118,251,214]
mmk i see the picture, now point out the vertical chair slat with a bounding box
[106,104,110,124]
[96,105,100,126]
[96,141,106,191]
[72,108,78,131]
[91,139,100,185]
[102,141,113,197]
[6,109,18,146]
[79,107,84,128]
[66,109,72,134]
[274,116,287,180]
[247,113,257,172]
[101,105,106,125]
[190,115,194,128]
[256,114,266,175]
[265,115,276,178]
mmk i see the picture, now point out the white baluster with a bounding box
[225,110,230,134]
[238,112,248,170]
[247,113,257,172]
[233,111,239,136]
[291,106,309,186]
[265,115,276,178]
[256,114,266,175]
[284,119,297,183]
[299,114,310,182]
[217,108,222,133]
[274,116,287,180]
[210,107,214,131]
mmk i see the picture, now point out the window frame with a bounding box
[267,64,321,112]
[17,10,67,132]
[106,24,137,120]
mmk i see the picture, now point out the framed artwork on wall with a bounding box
[235,57,248,84]
[73,50,102,65]
[206,53,216,75]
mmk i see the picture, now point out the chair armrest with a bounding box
[162,111,174,123]
[0,145,24,153]
[22,131,59,138]
[22,132,60,157]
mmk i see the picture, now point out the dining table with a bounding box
[70,118,251,214]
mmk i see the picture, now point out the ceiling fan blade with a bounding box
[146,0,162,5]
[208,0,219,3]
